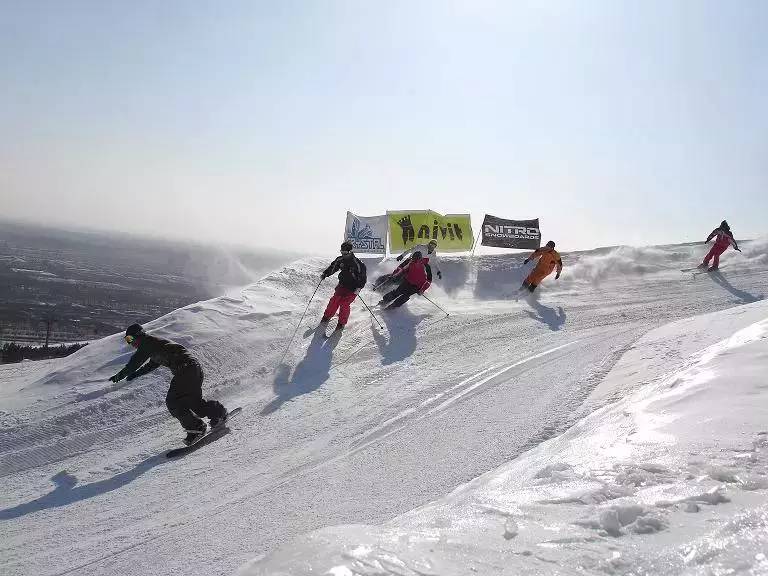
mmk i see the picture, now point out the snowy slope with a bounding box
[243,300,768,576]
[1,240,766,576]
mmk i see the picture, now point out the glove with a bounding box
[735,247,742,252]
[396,255,403,261]
[320,273,326,280]
[437,271,442,280]
[524,258,530,264]
[555,273,560,280]
[109,373,121,383]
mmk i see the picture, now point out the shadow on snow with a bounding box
[262,327,341,415]
[522,296,567,331]
[372,307,430,365]
[0,457,168,520]
[707,271,763,304]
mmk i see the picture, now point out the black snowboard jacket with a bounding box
[322,255,367,291]
[114,334,197,381]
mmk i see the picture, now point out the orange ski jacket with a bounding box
[526,247,563,284]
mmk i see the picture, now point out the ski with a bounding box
[692,268,720,278]
[374,298,397,311]
[372,274,396,293]
[166,406,242,458]
[323,321,344,339]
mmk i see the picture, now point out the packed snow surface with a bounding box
[1,240,767,576]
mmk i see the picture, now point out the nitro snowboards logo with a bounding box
[387,211,473,253]
[344,212,387,254]
[481,215,541,249]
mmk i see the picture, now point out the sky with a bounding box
[1,0,766,254]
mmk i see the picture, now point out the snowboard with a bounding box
[166,406,242,458]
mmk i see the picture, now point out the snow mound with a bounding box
[563,237,767,285]
[240,300,768,575]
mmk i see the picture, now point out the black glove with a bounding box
[396,255,403,261]
[524,258,530,264]
[736,247,742,252]
[555,273,561,280]
[320,272,326,280]
[109,373,121,383]
[437,271,442,280]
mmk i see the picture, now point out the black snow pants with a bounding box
[382,280,420,308]
[165,361,225,432]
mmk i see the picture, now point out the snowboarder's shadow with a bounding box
[373,307,429,365]
[0,458,167,520]
[707,271,763,304]
[523,297,566,331]
[263,328,341,415]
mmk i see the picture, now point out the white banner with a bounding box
[344,212,388,254]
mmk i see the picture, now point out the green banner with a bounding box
[387,210,474,253]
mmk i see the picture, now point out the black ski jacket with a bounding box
[114,334,197,381]
[323,255,367,291]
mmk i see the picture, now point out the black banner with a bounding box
[481,215,541,249]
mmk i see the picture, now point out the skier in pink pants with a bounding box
[700,220,740,271]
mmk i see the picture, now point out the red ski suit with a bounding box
[703,229,738,269]
[394,257,431,292]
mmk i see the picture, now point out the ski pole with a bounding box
[420,293,450,317]
[277,278,323,366]
[357,293,384,330]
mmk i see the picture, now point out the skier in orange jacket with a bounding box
[521,241,562,293]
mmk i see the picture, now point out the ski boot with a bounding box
[209,409,229,430]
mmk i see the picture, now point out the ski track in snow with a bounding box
[1,241,767,576]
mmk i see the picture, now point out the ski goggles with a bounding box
[124,335,136,344]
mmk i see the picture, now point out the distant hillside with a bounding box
[0,220,299,344]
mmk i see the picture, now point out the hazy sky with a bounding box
[1,0,766,253]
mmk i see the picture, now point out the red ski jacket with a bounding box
[706,228,738,251]
[394,258,432,292]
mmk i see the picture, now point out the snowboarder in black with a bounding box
[109,323,228,445]
[320,241,367,332]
